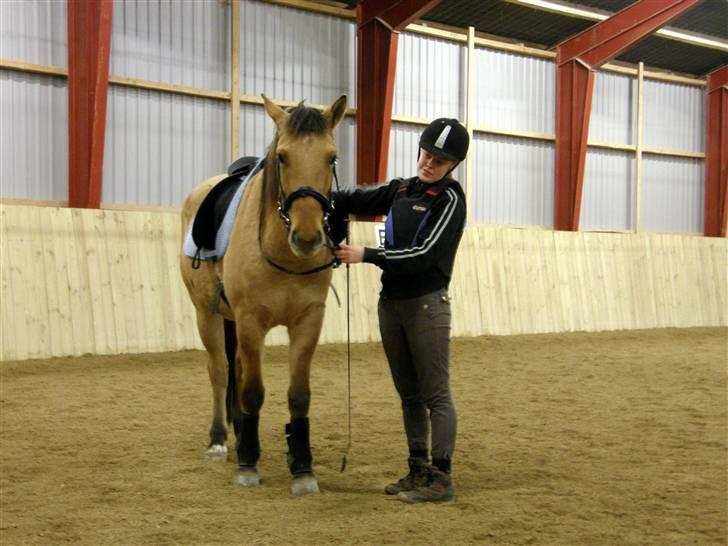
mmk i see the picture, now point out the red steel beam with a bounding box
[554,0,703,231]
[704,65,728,238]
[355,0,442,187]
[67,0,113,209]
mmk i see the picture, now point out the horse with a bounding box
[179,94,347,496]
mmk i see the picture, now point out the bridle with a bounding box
[258,156,342,275]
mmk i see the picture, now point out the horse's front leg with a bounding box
[286,302,326,496]
[232,320,266,488]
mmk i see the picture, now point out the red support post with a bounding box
[355,0,442,187]
[67,0,113,209]
[554,0,703,231]
[704,65,728,238]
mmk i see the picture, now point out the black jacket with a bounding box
[331,176,466,299]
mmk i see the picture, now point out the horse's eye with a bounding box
[277,153,286,165]
[329,155,337,165]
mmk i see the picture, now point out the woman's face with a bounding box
[417,149,458,183]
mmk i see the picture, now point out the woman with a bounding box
[333,118,469,503]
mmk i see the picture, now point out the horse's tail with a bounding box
[223,319,238,425]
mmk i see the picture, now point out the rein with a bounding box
[258,158,342,275]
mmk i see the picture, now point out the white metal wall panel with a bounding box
[589,71,636,145]
[581,149,635,231]
[0,71,67,200]
[102,86,229,208]
[642,80,704,152]
[470,134,554,226]
[472,49,554,135]
[111,0,230,90]
[333,116,357,191]
[393,33,464,121]
[386,123,421,183]
[239,0,355,104]
[0,0,67,67]
[641,156,704,233]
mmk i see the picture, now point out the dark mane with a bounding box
[262,103,328,205]
[286,103,327,135]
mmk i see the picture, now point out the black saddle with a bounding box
[191,156,261,251]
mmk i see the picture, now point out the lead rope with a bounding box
[341,230,352,472]
[334,160,352,473]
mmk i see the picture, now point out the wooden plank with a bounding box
[122,211,149,353]
[16,206,48,358]
[40,207,70,357]
[47,208,76,356]
[107,210,136,351]
[145,213,169,350]
[81,209,116,354]
[0,206,18,359]
[53,208,90,356]
[230,0,241,161]
[473,226,497,335]
[161,211,188,350]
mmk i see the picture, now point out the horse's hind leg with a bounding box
[195,309,230,461]
[286,306,326,496]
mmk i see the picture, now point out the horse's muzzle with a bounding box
[289,228,325,257]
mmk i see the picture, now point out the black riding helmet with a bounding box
[419,118,470,162]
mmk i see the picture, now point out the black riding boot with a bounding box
[286,417,313,476]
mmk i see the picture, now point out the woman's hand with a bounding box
[334,244,365,264]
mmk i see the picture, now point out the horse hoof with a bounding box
[204,444,228,462]
[234,467,260,487]
[291,474,319,496]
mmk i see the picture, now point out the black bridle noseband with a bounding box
[259,157,342,275]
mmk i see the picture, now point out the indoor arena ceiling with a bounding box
[346,0,728,77]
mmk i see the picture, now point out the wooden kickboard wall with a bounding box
[1,204,726,361]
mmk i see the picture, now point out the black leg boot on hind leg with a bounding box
[233,412,261,487]
[286,417,319,496]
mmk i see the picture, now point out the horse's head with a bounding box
[262,94,347,258]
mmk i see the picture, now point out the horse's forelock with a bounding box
[285,105,327,135]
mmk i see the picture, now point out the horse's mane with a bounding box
[263,103,328,205]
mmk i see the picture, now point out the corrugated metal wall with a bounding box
[471,135,554,226]
[0,0,710,234]
[393,33,464,121]
[581,149,635,231]
[588,71,636,145]
[472,49,555,135]
[641,156,704,233]
[642,80,704,152]
[237,1,356,190]
[103,87,230,208]
[240,1,356,105]
[580,72,637,231]
[466,49,555,225]
[0,71,68,201]
[0,0,67,67]
[110,0,230,90]
[641,80,705,232]
[0,0,68,201]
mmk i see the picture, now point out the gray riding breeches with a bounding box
[377,288,456,461]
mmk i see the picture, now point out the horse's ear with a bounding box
[324,95,347,131]
[262,94,289,132]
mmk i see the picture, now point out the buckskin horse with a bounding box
[180,95,347,496]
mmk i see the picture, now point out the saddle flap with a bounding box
[191,156,262,251]
[191,175,244,251]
